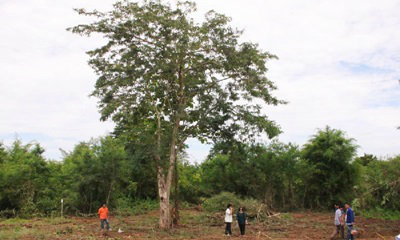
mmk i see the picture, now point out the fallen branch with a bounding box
[256,204,264,221]
[376,232,385,239]
[261,232,273,239]
[267,213,281,218]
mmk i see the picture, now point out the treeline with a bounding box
[0,126,399,217]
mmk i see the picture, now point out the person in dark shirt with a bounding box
[345,203,355,240]
[236,207,247,236]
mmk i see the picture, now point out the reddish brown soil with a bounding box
[0,210,399,239]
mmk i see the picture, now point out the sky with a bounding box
[0,0,399,162]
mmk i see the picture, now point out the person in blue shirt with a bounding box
[345,203,355,240]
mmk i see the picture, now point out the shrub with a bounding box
[0,209,16,218]
[115,198,158,216]
[359,208,400,220]
[203,192,271,221]
[239,198,267,218]
[203,192,241,212]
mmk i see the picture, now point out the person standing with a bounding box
[98,204,111,231]
[236,207,247,236]
[345,203,355,240]
[224,203,233,236]
[330,204,344,240]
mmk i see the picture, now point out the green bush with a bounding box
[203,192,241,212]
[359,208,400,220]
[19,202,39,218]
[0,209,16,218]
[115,198,159,216]
[202,192,268,219]
[239,198,268,218]
[202,192,275,223]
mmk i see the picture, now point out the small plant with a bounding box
[56,227,73,235]
[0,209,16,219]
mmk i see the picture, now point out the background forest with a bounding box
[1,126,399,219]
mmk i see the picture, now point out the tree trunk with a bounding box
[302,185,308,209]
[156,64,185,229]
[172,151,179,226]
[156,116,180,229]
[158,170,171,229]
[106,181,114,206]
[89,192,92,214]
[288,178,295,210]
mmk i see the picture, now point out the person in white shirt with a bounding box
[330,204,344,240]
[224,203,233,236]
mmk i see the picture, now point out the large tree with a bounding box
[0,141,52,216]
[69,0,282,228]
[301,126,357,208]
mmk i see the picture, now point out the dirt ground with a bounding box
[0,209,399,239]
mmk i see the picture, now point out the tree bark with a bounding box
[106,181,114,206]
[157,64,185,229]
[158,167,171,229]
[302,185,308,209]
[157,115,180,229]
[172,148,179,226]
[288,178,295,210]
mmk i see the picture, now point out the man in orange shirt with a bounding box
[98,204,110,231]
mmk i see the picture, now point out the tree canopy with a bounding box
[301,126,357,208]
[69,0,283,228]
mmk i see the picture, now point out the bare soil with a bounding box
[0,209,399,239]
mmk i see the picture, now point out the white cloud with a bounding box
[0,0,399,160]
[0,0,116,158]
[195,0,400,158]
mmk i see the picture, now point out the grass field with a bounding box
[0,209,399,239]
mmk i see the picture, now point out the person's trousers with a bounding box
[100,219,110,230]
[238,223,246,235]
[330,224,344,239]
[225,222,232,235]
[347,224,354,240]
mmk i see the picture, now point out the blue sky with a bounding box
[339,61,394,75]
[0,0,399,161]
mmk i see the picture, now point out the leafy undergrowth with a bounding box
[359,208,400,220]
[0,210,399,239]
